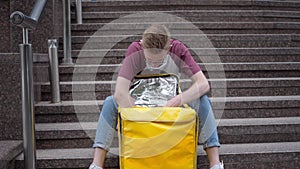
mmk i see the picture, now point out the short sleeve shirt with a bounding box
[118,39,201,81]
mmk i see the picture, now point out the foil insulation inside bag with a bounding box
[129,74,180,107]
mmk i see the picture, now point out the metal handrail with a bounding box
[48,39,61,103]
[10,0,48,30]
[76,0,83,24]
[62,0,73,64]
[62,0,83,65]
[10,0,48,169]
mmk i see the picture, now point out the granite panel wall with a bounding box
[6,0,63,53]
[0,0,64,140]
[9,0,62,53]
[0,1,11,53]
[0,53,22,140]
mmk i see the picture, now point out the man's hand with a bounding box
[114,77,135,108]
[165,94,182,107]
[166,71,210,107]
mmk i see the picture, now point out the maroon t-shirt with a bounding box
[118,39,201,81]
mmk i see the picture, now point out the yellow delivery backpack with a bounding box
[118,74,198,169]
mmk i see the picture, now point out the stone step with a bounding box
[71,22,300,36]
[65,34,300,50]
[58,48,300,64]
[34,117,300,149]
[75,10,300,23]
[55,62,300,81]
[0,141,23,169]
[78,0,300,12]
[34,96,300,123]
[15,142,300,168]
[71,21,300,31]
[38,78,300,101]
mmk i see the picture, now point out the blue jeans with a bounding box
[93,95,220,150]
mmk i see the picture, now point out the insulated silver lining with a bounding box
[130,75,178,107]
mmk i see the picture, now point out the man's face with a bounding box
[143,49,169,68]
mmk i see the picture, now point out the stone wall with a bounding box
[0,0,63,53]
[0,0,11,53]
[0,53,23,140]
[0,0,64,140]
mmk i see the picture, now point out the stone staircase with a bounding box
[16,0,300,168]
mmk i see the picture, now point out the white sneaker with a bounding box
[89,163,103,169]
[210,161,224,169]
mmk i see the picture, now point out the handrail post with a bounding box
[62,0,73,65]
[48,39,61,103]
[76,0,83,24]
[10,1,48,168]
[20,28,36,169]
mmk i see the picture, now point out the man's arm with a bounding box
[166,71,210,107]
[114,76,135,108]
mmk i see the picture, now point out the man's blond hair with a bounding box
[142,24,171,54]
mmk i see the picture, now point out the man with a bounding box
[89,24,224,169]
